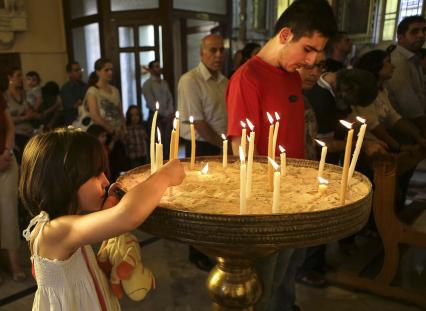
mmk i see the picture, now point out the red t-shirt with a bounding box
[0,96,7,154]
[226,56,305,158]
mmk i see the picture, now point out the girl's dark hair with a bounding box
[88,58,112,88]
[126,105,142,126]
[26,71,41,84]
[19,127,108,219]
[6,66,21,78]
[353,50,389,79]
[336,68,378,107]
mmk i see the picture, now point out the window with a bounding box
[72,23,101,80]
[381,0,423,41]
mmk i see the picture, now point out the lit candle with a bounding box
[174,111,180,159]
[240,121,247,158]
[315,139,328,179]
[200,163,209,175]
[246,119,255,198]
[156,127,163,170]
[239,146,247,215]
[272,112,280,157]
[150,101,159,174]
[267,112,274,191]
[317,176,329,195]
[169,118,177,160]
[221,134,228,169]
[268,157,281,214]
[190,116,196,170]
[279,145,286,176]
[339,120,354,204]
[348,116,367,186]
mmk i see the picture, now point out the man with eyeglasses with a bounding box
[387,15,426,136]
[60,61,87,125]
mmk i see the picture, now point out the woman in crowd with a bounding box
[4,67,39,163]
[0,90,25,283]
[82,58,128,180]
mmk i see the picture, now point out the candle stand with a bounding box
[118,156,372,310]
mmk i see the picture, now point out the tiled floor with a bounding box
[0,160,425,311]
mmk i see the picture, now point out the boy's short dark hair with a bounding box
[354,49,389,79]
[66,61,80,73]
[26,71,41,84]
[397,15,426,35]
[148,60,159,69]
[336,68,378,108]
[19,128,108,219]
[273,0,337,40]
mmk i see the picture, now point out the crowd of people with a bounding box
[1,0,426,309]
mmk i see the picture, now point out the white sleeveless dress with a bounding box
[23,211,121,311]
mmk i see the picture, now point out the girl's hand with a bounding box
[157,159,185,187]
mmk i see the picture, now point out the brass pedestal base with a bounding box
[208,257,262,310]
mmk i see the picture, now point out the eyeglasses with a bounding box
[304,62,327,73]
[72,68,84,72]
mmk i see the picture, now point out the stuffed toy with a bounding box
[97,232,155,301]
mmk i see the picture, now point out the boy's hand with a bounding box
[158,159,185,187]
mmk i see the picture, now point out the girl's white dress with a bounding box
[23,212,121,311]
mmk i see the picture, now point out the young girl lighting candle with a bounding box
[20,127,185,310]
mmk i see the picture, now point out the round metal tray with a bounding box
[118,156,372,254]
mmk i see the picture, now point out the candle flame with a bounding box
[317,176,329,185]
[155,101,159,110]
[274,112,280,121]
[240,120,246,128]
[356,116,366,124]
[315,139,325,147]
[279,145,286,153]
[189,116,194,124]
[246,118,254,131]
[340,120,352,129]
[157,127,162,144]
[239,146,245,163]
[221,133,227,140]
[176,111,180,119]
[266,112,274,124]
[173,118,177,130]
[268,157,279,171]
[201,163,209,175]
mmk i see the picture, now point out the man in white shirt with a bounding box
[177,34,228,271]
[386,15,426,135]
[178,34,228,157]
[143,59,174,159]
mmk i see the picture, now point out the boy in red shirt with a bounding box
[226,1,337,310]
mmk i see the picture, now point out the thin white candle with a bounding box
[239,146,247,215]
[190,116,196,170]
[174,111,180,159]
[272,112,280,157]
[267,112,274,191]
[348,116,367,186]
[279,145,286,176]
[315,139,328,179]
[156,127,163,170]
[339,120,354,204]
[221,133,228,168]
[169,118,177,160]
[200,163,209,175]
[317,176,329,195]
[150,101,159,174]
[246,119,255,198]
[268,157,281,214]
[240,121,247,158]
